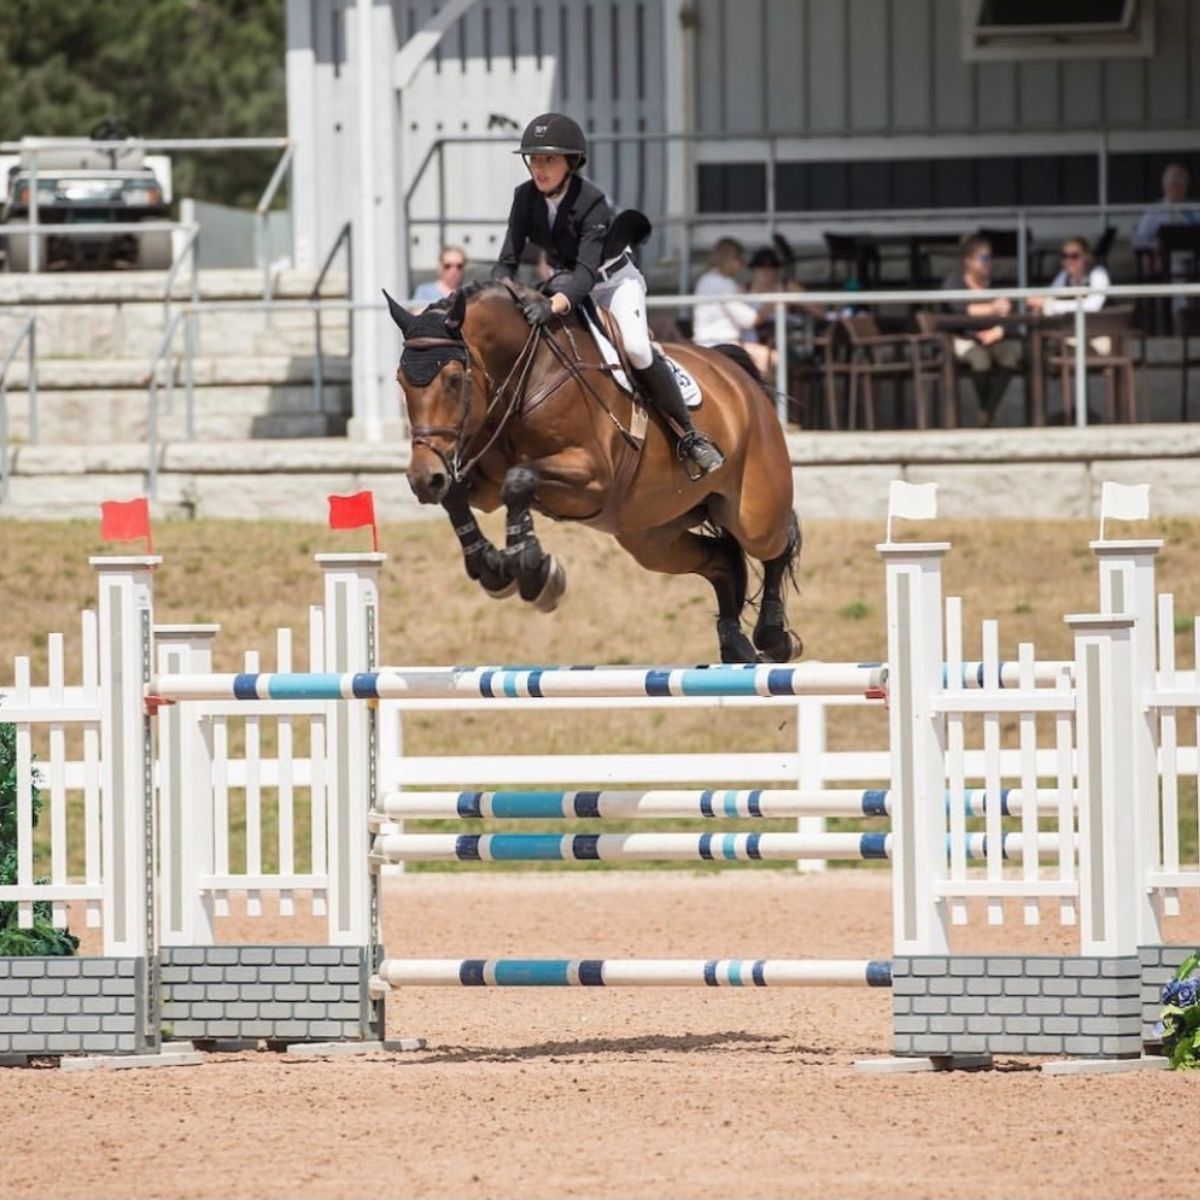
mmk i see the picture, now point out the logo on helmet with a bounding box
[534,124,547,136]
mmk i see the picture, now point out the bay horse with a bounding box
[385,282,802,664]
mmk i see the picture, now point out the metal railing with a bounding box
[644,281,1200,428]
[403,126,1195,291]
[311,221,353,416]
[0,314,36,503]
[257,142,296,303]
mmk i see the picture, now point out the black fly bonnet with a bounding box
[387,294,468,385]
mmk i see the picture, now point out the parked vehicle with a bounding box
[0,123,173,272]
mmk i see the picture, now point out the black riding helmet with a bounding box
[514,112,587,170]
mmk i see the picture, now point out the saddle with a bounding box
[578,300,703,409]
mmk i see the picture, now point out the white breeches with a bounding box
[592,269,653,369]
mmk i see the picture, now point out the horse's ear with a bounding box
[382,289,415,335]
[443,288,466,335]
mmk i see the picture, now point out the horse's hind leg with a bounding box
[442,485,515,599]
[617,525,756,663]
[753,512,804,663]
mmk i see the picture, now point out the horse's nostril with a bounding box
[428,471,448,497]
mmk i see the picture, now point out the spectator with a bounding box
[746,246,826,331]
[1028,236,1113,356]
[693,238,772,374]
[412,244,468,307]
[1132,164,1200,253]
[1028,237,1109,315]
[941,235,1022,428]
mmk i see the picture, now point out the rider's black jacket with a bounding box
[491,175,613,309]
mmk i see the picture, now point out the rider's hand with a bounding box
[522,294,555,327]
[550,292,572,315]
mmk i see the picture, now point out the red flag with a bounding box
[99,497,153,554]
[327,490,379,552]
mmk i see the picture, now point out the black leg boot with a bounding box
[633,354,725,476]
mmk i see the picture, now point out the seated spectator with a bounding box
[1028,236,1112,354]
[1132,164,1200,256]
[746,247,827,335]
[411,244,467,307]
[941,235,1022,428]
[1028,237,1109,314]
[693,238,772,374]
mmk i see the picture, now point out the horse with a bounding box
[384,282,802,664]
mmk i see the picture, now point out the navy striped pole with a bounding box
[146,662,889,702]
[376,786,1069,822]
[373,957,893,988]
[371,831,1065,864]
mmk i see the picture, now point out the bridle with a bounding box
[401,328,542,484]
[402,289,640,483]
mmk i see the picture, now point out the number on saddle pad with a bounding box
[581,306,703,408]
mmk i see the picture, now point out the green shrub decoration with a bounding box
[0,720,79,956]
[1156,952,1200,1069]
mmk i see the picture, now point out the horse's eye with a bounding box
[445,372,463,391]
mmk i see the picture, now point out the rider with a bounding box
[491,112,724,476]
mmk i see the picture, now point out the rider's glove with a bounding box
[522,295,555,327]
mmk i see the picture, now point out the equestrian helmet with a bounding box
[515,113,587,168]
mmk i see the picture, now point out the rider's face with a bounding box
[528,154,570,195]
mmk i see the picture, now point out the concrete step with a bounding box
[0,305,350,361]
[3,355,351,390]
[5,425,1200,522]
[0,267,349,304]
[5,383,351,443]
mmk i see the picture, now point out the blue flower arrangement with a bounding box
[1158,952,1200,1069]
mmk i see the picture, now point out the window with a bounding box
[963,0,1154,60]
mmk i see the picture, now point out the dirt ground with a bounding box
[3,871,1195,1200]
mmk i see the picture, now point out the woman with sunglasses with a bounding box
[491,112,723,475]
[412,245,468,308]
[941,235,1023,427]
[1028,237,1109,317]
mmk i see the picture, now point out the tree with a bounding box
[0,0,286,209]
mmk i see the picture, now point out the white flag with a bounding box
[1100,481,1150,523]
[886,480,938,543]
[888,480,938,521]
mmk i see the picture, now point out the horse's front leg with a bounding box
[441,484,516,600]
[499,464,569,611]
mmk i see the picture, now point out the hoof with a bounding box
[753,626,804,663]
[483,576,519,600]
[717,617,757,664]
[531,555,567,613]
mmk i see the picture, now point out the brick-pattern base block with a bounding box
[0,957,146,1057]
[1139,944,1200,1045]
[160,945,378,1043]
[893,955,1142,1059]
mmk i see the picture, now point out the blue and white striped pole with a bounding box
[373,957,893,988]
[147,661,890,702]
[370,830,1066,864]
[376,786,1069,822]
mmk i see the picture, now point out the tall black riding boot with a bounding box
[633,354,725,476]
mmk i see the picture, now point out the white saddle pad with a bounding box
[581,307,702,408]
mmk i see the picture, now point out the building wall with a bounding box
[691,0,1200,137]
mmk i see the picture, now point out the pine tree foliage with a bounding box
[0,0,286,208]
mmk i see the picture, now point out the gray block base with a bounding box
[160,945,380,1044]
[1139,944,1200,1044]
[855,1053,993,1074]
[893,955,1142,1059]
[0,956,147,1057]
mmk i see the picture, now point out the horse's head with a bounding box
[386,288,480,504]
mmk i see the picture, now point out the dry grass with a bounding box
[3,513,1199,872]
